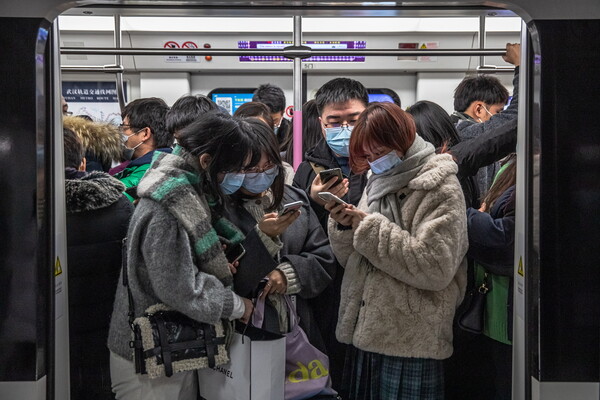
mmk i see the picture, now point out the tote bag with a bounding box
[198,321,285,400]
[253,296,337,400]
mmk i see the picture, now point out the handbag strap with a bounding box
[121,238,145,373]
[154,313,175,377]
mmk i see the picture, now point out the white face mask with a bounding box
[478,105,494,123]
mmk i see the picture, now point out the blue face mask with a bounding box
[273,125,280,136]
[219,172,245,195]
[242,166,279,194]
[325,126,353,158]
[368,151,402,175]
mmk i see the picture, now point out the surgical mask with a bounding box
[478,105,494,123]
[273,123,281,136]
[121,133,145,161]
[325,126,353,158]
[242,166,279,194]
[219,172,246,195]
[368,151,402,175]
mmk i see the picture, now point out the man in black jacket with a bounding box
[451,43,521,196]
[292,77,369,231]
[292,77,369,395]
[64,127,133,400]
[253,83,292,151]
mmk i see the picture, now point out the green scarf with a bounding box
[137,145,244,286]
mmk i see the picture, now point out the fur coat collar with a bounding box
[65,169,125,213]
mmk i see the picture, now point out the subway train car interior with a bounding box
[0,0,599,399]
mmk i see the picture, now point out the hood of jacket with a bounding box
[65,169,125,213]
[63,116,123,166]
[304,138,338,169]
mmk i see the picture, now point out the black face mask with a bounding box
[122,146,135,161]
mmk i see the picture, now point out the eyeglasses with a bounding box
[323,122,354,129]
[242,162,277,174]
[118,124,133,133]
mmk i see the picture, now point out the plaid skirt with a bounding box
[342,346,444,400]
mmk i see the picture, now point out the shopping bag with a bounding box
[198,321,285,400]
[253,296,337,400]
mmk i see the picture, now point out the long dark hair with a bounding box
[406,100,460,149]
[176,112,256,211]
[283,99,323,164]
[481,153,517,213]
[232,117,285,211]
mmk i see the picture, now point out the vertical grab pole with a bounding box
[479,15,486,69]
[114,14,126,111]
[292,15,303,170]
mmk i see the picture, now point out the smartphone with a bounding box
[279,200,304,216]
[319,168,343,187]
[318,191,348,205]
[225,243,246,264]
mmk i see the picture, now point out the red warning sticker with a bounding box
[164,41,180,49]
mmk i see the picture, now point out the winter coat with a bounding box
[107,148,243,361]
[224,185,336,350]
[453,67,520,195]
[65,169,133,399]
[110,147,172,201]
[328,137,468,360]
[467,185,516,341]
[293,138,368,232]
[63,116,123,172]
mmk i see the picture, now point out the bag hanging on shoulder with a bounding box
[457,272,489,334]
[121,239,230,379]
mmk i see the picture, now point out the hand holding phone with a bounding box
[319,168,343,187]
[225,243,246,264]
[279,200,304,216]
[318,191,348,206]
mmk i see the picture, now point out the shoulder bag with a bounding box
[457,272,490,334]
[122,239,230,379]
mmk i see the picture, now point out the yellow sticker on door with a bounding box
[517,257,524,277]
[55,257,63,276]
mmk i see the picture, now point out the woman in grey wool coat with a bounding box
[325,102,468,399]
[107,112,256,400]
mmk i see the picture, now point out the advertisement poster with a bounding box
[63,81,127,123]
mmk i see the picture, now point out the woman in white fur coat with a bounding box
[325,102,468,399]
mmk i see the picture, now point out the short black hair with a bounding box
[315,77,369,115]
[166,94,220,136]
[63,127,85,169]
[407,100,460,148]
[234,102,274,128]
[252,84,286,114]
[122,97,172,148]
[453,75,509,112]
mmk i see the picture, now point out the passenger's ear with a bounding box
[79,157,86,172]
[139,127,152,141]
[199,153,212,170]
[471,101,487,120]
[318,117,327,138]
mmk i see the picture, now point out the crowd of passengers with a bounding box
[63,43,521,400]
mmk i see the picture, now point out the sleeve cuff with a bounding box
[277,262,301,295]
[228,293,246,320]
[255,225,283,257]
